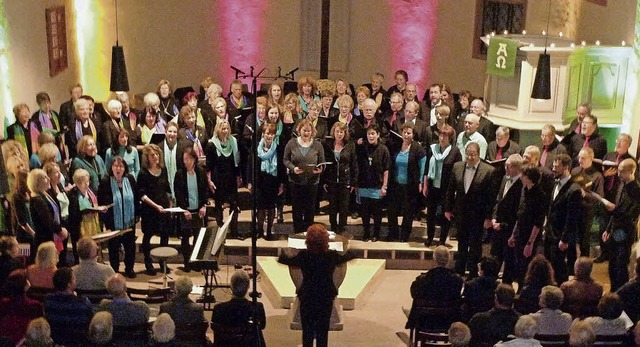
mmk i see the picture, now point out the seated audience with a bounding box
[462,256,499,321]
[516,255,556,315]
[583,293,629,336]
[617,258,640,323]
[43,267,94,346]
[448,322,471,347]
[20,317,57,347]
[0,269,43,345]
[159,276,206,325]
[406,246,463,331]
[529,285,572,335]
[495,315,542,346]
[561,257,603,319]
[27,241,57,289]
[468,284,521,346]
[211,270,266,347]
[569,319,595,347]
[98,274,150,327]
[87,311,114,347]
[72,237,115,291]
[151,313,177,347]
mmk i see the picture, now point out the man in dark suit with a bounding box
[545,153,582,284]
[561,102,591,148]
[159,276,206,325]
[392,101,431,153]
[419,83,442,125]
[211,270,266,347]
[59,83,83,130]
[486,126,521,178]
[445,142,497,277]
[595,133,635,263]
[470,99,496,143]
[538,124,567,170]
[490,154,524,285]
[567,114,608,168]
[406,246,463,331]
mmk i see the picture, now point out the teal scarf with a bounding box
[211,135,240,167]
[257,138,278,176]
[428,143,452,189]
[110,176,135,230]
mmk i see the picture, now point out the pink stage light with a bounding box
[389,0,439,92]
[217,1,268,92]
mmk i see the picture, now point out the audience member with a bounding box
[43,267,94,346]
[569,319,595,347]
[159,276,206,325]
[98,274,150,327]
[72,237,115,291]
[0,235,24,286]
[26,241,57,288]
[462,255,499,321]
[151,313,177,347]
[529,285,572,335]
[406,246,463,330]
[617,258,640,323]
[0,269,43,345]
[468,283,521,346]
[516,255,556,315]
[87,311,114,347]
[495,315,542,346]
[583,293,629,336]
[448,322,471,347]
[560,257,603,319]
[20,317,57,347]
[211,270,266,347]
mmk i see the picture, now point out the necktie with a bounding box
[391,112,397,125]
[496,147,503,161]
[583,136,590,148]
[577,123,582,134]
[552,179,561,200]
[540,146,549,167]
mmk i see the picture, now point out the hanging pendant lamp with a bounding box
[531,0,551,100]
[110,0,129,92]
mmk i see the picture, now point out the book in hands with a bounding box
[303,162,332,173]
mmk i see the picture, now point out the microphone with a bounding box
[230,66,246,75]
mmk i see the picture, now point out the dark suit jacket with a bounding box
[546,179,582,243]
[211,297,266,347]
[602,151,635,200]
[538,139,567,170]
[173,166,208,211]
[445,161,497,224]
[478,116,496,143]
[30,193,63,246]
[59,99,76,130]
[391,118,431,153]
[159,295,206,325]
[313,117,329,143]
[486,140,521,161]
[568,133,608,167]
[407,266,463,329]
[492,176,524,233]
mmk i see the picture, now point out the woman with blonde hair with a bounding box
[67,169,106,263]
[206,120,241,239]
[28,169,68,264]
[44,162,70,265]
[26,241,58,288]
[211,97,237,136]
[177,106,207,159]
[11,170,35,243]
[332,78,353,109]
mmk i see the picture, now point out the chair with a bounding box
[75,288,112,305]
[211,323,261,347]
[174,321,210,346]
[112,323,150,347]
[593,333,632,346]
[408,302,461,344]
[26,286,54,302]
[127,286,173,304]
[535,334,569,347]
[414,330,451,347]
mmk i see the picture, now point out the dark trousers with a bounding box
[291,183,318,233]
[387,184,417,241]
[455,219,483,278]
[360,196,383,239]
[609,236,632,292]
[544,237,569,284]
[426,187,451,244]
[107,229,136,272]
[491,230,515,284]
[512,238,537,286]
[300,298,334,347]
[327,183,350,232]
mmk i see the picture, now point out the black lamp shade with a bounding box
[531,53,551,99]
[110,45,129,92]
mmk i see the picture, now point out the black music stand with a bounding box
[194,211,233,310]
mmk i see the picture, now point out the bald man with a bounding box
[456,114,488,160]
[601,158,640,291]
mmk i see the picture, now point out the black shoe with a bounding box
[593,256,608,263]
[124,270,137,279]
[145,268,157,276]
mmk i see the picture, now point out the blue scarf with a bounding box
[257,138,278,176]
[110,176,135,230]
[428,143,452,189]
[211,135,240,167]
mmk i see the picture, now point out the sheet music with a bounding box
[211,211,234,256]
[164,207,187,213]
[190,227,207,262]
[287,237,344,252]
